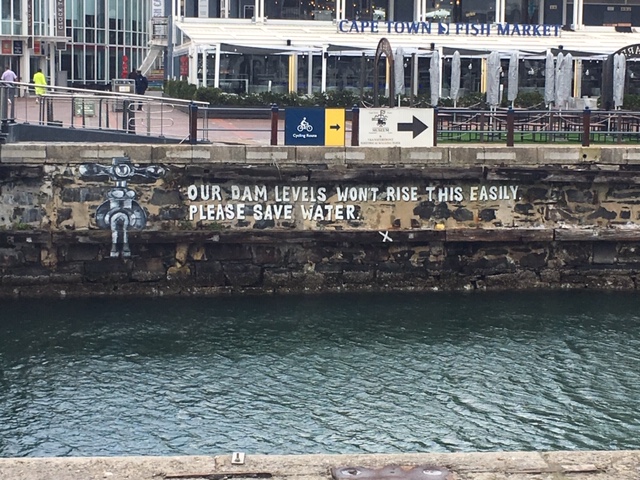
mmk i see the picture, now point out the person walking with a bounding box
[33,69,47,103]
[134,68,148,110]
[1,66,18,106]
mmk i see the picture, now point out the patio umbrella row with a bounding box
[391,47,628,109]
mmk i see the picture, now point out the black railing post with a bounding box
[0,86,8,122]
[270,104,279,146]
[582,106,591,147]
[506,107,514,147]
[433,107,438,147]
[46,98,54,125]
[122,100,129,131]
[188,102,198,144]
[351,104,359,146]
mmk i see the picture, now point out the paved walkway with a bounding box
[0,451,639,480]
[8,95,359,145]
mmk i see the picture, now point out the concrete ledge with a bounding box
[295,146,345,166]
[246,146,295,165]
[0,144,48,164]
[399,147,446,166]
[1,143,640,169]
[0,451,638,480]
[345,147,401,165]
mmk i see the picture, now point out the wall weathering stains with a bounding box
[1,144,640,297]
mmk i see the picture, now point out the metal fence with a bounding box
[192,105,640,146]
[1,82,208,143]
[436,108,640,145]
[4,84,640,146]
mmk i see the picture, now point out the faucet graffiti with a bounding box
[79,157,165,257]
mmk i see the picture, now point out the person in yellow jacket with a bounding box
[33,69,47,103]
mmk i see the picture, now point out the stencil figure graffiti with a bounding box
[79,157,165,257]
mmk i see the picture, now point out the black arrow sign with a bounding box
[397,116,428,138]
[330,124,341,131]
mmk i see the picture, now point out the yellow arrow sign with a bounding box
[325,108,346,146]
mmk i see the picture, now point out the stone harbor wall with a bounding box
[2,144,640,297]
[0,450,639,480]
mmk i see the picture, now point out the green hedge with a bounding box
[164,80,639,111]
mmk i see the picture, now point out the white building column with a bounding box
[254,0,263,22]
[307,50,313,95]
[214,43,221,88]
[496,0,506,23]
[538,0,544,24]
[572,0,584,29]
[415,0,426,22]
[321,47,327,93]
[202,49,208,87]
[336,0,345,21]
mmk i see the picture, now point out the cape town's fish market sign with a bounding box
[338,21,561,37]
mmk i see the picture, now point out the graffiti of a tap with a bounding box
[79,157,166,258]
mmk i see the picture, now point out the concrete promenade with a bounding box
[1,451,639,480]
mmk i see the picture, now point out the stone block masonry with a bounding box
[0,451,639,480]
[2,144,640,297]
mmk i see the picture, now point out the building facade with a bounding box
[0,0,152,89]
[2,0,640,98]
[169,0,640,101]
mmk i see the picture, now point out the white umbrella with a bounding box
[394,47,405,101]
[507,51,519,105]
[429,49,440,107]
[544,50,555,106]
[554,52,564,107]
[555,52,573,110]
[613,53,626,109]
[450,50,461,106]
[486,51,501,107]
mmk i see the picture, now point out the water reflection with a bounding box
[1,291,640,457]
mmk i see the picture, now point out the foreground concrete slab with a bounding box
[0,451,638,480]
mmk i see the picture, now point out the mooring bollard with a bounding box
[270,104,279,146]
[582,107,591,147]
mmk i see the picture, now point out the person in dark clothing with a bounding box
[133,68,148,110]
[134,69,148,95]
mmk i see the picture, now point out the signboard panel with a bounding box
[285,108,325,146]
[13,41,23,55]
[152,0,164,17]
[55,0,65,37]
[325,108,346,146]
[359,108,434,147]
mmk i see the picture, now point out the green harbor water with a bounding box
[1,291,640,457]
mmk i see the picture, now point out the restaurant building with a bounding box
[168,0,640,101]
[1,0,639,99]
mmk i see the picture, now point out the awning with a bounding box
[549,47,607,58]
[219,43,296,55]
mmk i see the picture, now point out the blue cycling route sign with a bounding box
[285,108,326,146]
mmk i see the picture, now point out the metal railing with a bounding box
[435,108,640,145]
[5,84,640,147]
[1,82,208,143]
[191,105,640,147]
